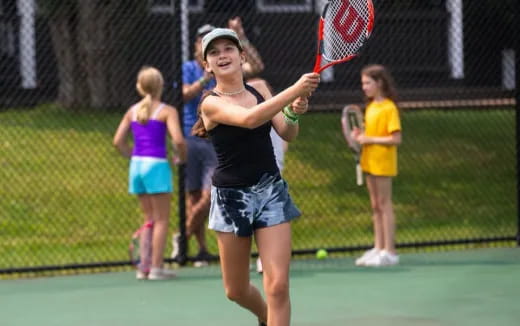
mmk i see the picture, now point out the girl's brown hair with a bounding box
[191,91,213,138]
[361,64,398,102]
[135,66,164,124]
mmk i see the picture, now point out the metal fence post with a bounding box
[516,0,520,247]
[172,1,187,264]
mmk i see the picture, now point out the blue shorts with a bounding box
[129,157,172,194]
[208,173,300,237]
[185,136,217,192]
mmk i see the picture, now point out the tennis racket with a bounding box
[313,0,375,73]
[129,221,153,272]
[341,104,364,186]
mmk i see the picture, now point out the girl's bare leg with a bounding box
[137,194,153,271]
[149,193,171,267]
[187,190,211,252]
[256,223,292,326]
[217,232,268,322]
[366,175,384,249]
[375,177,396,253]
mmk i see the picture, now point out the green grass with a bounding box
[0,105,516,270]
[290,109,516,249]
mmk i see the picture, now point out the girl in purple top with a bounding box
[113,66,186,280]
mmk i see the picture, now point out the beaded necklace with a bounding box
[214,87,246,96]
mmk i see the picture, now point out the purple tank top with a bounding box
[130,104,167,158]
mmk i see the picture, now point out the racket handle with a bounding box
[313,18,325,73]
[356,164,363,186]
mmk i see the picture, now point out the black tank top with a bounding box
[208,84,279,187]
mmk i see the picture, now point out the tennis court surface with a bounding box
[1,247,519,326]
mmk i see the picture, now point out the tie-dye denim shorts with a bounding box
[208,173,301,237]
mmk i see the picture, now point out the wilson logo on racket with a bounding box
[313,0,375,73]
[333,2,367,42]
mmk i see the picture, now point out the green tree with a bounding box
[38,0,147,109]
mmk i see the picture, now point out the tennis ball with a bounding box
[316,249,328,260]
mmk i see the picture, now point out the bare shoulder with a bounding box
[122,104,137,120]
[126,102,139,113]
[199,93,222,111]
[159,104,179,120]
[163,104,178,112]
[163,104,177,114]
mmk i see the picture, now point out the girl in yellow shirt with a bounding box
[352,64,402,267]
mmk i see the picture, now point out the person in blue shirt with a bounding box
[172,18,265,266]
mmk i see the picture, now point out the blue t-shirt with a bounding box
[181,60,216,136]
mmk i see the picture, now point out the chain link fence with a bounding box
[0,0,518,275]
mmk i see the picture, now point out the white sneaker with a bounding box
[363,251,383,267]
[171,233,180,259]
[256,258,263,274]
[379,250,399,266]
[355,248,380,266]
[136,270,147,280]
[148,267,177,280]
[364,250,399,267]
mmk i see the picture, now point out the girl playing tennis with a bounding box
[352,64,402,267]
[113,66,187,280]
[193,28,319,326]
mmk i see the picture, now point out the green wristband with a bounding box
[282,106,299,124]
[283,106,299,120]
[284,114,299,125]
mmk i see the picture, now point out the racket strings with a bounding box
[323,0,373,61]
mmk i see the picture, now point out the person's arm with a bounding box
[357,131,402,145]
[249,78,308,142]
[181,60,214,102]
[166,106,187,164]
[271,97,309,142]
[182,69,213,102]
[357,105,402,145]
[112,110,133,158]
[253,80,300,142]
[202,73,319,130]
[228,17,265,79]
